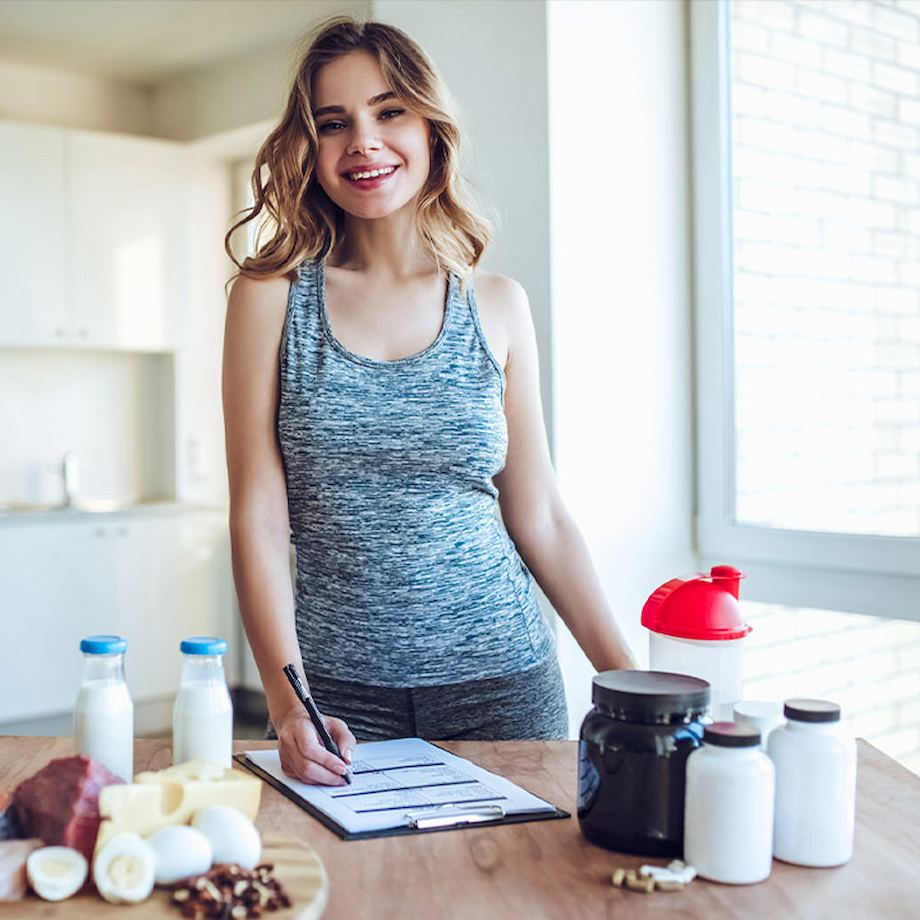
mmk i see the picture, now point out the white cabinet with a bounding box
[69,131,189,351]
[0,120,189,351]
[0,512,226,724]
[107,516,219,702]
[0,123,68,345]
[0,520,110,720]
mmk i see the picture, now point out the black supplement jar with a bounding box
[578,670,710,857]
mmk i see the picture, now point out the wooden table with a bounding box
[2,737,918,918]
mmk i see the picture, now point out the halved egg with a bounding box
[26,846,87,901]
[93,832,156,904]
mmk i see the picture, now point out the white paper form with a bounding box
[244,737,558,835]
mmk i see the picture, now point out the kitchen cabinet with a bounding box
[0,122,68,344]
[69,130,189,350]
[0,511,226,724]
[0,120,189,351]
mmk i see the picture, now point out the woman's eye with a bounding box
[317,109,405,134]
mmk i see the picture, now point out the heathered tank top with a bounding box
[277,257,556,687]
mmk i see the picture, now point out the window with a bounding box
[691,0,920,619]
[743,599,920,773]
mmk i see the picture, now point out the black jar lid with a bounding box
[592,670,710,722]
[703,721,761,747]
[783,698,841,723]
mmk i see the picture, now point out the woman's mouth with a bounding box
[343,165,399,190]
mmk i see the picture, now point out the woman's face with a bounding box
[311,50,431,221]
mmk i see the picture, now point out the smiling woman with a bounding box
[309,51,431,220]
[221,14,635,788]
[224,15,489,290]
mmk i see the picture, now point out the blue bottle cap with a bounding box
[180,636,227,656]
[80,635,128,655]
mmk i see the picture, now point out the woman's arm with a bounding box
[223,273,354,782]
[482,275,637,672]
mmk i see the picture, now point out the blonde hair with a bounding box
[224,14,494,296]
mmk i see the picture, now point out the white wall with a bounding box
[0,58,151,134]
[0,351,173,504]
[547,0,697,733]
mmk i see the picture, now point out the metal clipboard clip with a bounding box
[405,802,506,830]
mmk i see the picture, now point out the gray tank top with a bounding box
[277,257,555,687]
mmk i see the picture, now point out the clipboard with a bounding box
[234,740,570,841]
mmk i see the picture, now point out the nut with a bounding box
[167,863,291,920]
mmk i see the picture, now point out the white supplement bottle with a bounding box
[172,636,233,768]
[684,721,775,884]
[74,634,134,782]
[769,698,856,867]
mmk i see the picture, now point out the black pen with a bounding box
[282,664,351,784]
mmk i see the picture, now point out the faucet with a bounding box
[61,451,80,508]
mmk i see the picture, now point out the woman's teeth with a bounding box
[348,166,397,180]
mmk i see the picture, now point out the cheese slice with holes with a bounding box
[95,760,261,855]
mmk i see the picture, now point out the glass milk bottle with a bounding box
[74,635,134,781]
[172,636,233,768]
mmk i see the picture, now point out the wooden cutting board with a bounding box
[11,835,329,919]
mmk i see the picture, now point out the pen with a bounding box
[282,663,351,784]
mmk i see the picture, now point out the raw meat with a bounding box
[12,755,124,861]
[0,839,42,900]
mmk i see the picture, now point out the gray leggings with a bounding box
[267,653,569,742]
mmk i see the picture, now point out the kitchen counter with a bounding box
[1,736,917,918]
[0,500,225,523]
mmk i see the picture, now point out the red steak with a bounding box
[12,755,124,860]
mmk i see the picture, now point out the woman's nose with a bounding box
[347,117,382,155]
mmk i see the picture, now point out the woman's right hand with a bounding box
[275,706,356,786]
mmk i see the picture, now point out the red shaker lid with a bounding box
[641,565,751,641]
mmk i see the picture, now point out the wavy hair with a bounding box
[224,14,494,296]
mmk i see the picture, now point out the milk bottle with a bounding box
[74,635,134,781]
[172,636,233,768]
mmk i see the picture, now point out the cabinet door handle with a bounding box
[77,327,89,339]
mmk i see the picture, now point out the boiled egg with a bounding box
[192,805,261,869]
[26,846,87,901]
[147,825,213,885]
[93,832,156,904]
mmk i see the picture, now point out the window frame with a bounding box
[690,0,920,621]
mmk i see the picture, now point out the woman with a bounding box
[222,15,635,787]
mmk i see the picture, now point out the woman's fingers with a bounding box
[325,716,357,764]
[281,715,349,784]
[280,744,346,785]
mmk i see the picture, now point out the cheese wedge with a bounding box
[95,760,261,856]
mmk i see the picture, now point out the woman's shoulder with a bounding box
[469,271,534,368]
[471,271,533,329]
[226,271,295,348]
[228,269,295,310]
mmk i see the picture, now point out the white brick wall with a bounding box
[729,0,920,775]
